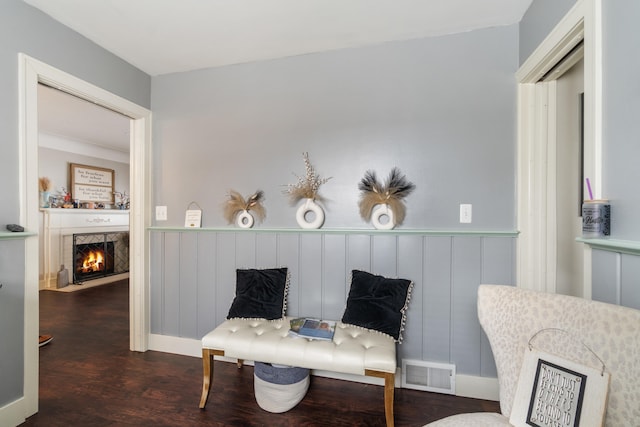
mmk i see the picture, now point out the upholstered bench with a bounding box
[199,316,398,427]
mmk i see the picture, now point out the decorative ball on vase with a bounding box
[223,190,266,228]
[283,152,331,229]
[358,168,415,230]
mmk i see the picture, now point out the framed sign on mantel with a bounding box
[70,163,115,203]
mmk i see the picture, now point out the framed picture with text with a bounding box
[70,163,115,203]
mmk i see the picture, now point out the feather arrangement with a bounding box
[223,190,266,224]
[283,152,331,205]
[39,177,51,192]
[358,167,416,224]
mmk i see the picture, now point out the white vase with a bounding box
[236,210,255,228]
[296,198,325,229]
[371,204,395,230]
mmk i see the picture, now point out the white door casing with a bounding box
[18,53,151,420]
[516,0,602,296]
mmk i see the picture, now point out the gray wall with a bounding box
[519,0,577,65]
[601,0,640,242]
[0,0,150,410]
[150,25,519,379]
[38,147,130,200]
[590,0,640,306]
[151,25,518,230]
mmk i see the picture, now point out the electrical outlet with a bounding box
[460,204,472,223]
[156,206,168,221]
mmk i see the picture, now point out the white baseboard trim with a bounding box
[148,334,500,401]
[455,374,499,401]
[0,396,27,427]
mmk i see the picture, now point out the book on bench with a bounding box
[289,317,336,341]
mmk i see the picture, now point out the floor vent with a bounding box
[401,360,456,395]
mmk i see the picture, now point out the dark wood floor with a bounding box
[23,280,499,426]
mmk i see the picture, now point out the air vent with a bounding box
[401,359,456,395]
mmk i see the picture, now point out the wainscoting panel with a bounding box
[592,249,620,305]
[621,255,640,310]
[149,229,516,377]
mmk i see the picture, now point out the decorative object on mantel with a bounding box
[223,190,266,229]
[39,176,52,208]
[184,201,202,228]
[113,191,130,210]
[59,187,74,208]
[358,167,415,230]
[283,152,331,229]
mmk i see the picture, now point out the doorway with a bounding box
[19,54,151,419]
[516,0,602,296]
[551,57,585,296]
[37,83,131,290]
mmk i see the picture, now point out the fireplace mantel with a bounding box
[40,208,129,288]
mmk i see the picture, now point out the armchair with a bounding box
[425,284,640,426]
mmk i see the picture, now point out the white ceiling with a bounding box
[27,0,533,153]
[38,83,131,155]
[24,0,533,76]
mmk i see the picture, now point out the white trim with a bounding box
[17,53,151,422]
[516,0,601,297]
[546,80,558,293]
[455,374,499,401]
[149,334,498,401]
[0,398,26,427]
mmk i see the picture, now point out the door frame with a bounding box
[516,0,602,296]
[18,53,151,418]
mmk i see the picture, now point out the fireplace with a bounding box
[72,232,129,283]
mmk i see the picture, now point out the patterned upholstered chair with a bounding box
[425,284,640,426]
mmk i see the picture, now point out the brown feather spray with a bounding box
[223,190,266,224]
[358,167,415,224]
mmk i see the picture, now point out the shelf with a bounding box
[0,231,37,240]
[576,237,640,256]
[41,208,130,215]
[148,226,519,237]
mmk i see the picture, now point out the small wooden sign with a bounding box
[184,202,202,228]
[510,349,610,427]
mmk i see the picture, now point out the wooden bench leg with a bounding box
[199,348,224,409]
[366,370,395,427]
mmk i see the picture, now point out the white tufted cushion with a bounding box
[202,317,397,375]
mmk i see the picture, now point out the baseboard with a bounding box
[455,374,499,401]
[147,334,499,400]
[0,396,27,427]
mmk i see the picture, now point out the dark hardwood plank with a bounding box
[23,280,499,426]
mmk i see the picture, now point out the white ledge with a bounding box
[148,226,518,237]
[576,237,640,256]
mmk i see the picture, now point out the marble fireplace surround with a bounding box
[40,208,130,289]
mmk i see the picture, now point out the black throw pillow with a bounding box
[227,267,289,320]
[341,270,413,342]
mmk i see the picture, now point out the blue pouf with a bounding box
[254,362,310,413]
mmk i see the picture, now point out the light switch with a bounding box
[156,206,167,221]
[460,204,472,223]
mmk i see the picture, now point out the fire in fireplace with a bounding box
[74,241,115,281]
[72,231,129,284]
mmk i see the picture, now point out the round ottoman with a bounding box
[253,362,310,413]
